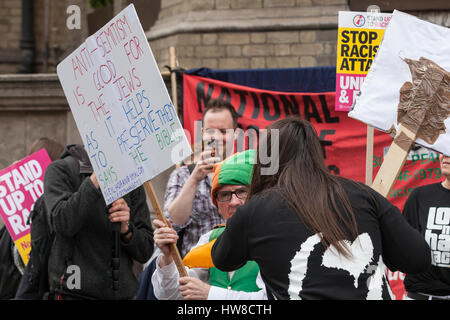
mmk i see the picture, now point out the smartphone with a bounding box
[207,137,216,157]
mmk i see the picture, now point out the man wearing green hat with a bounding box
[151,150,267,300]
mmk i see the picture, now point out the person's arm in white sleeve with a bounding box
[151,255,183,300]
[151,232,212,300]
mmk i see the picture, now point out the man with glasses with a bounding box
[152,150,267,300]
[163,99,239,257]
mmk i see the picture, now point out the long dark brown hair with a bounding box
[249,117,359,257]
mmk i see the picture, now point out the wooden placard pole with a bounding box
[169,46,181,170]
[169,46,178,115]
[371,124,417,197]
[143,180,187,277]
[365,125,374,185]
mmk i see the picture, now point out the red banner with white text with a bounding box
[183,74,442,300]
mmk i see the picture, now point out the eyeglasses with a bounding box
[203,128,235,138]
[215,188,248,202]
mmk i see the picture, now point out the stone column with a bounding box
[19,0,35,73]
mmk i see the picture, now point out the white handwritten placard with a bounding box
[57,4,191,204]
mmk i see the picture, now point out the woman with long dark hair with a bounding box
[211,117,431,300]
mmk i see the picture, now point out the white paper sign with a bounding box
[57,4,191,204]
[349,10,450,156]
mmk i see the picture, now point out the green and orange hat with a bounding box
[210,149,256,207]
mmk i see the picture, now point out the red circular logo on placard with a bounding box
[353,14,365,27]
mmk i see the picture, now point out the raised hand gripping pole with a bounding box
[143,180,188,277]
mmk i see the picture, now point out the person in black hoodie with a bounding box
[43,144,153,300]
[211,117,431,300]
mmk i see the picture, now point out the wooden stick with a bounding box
[365,125,374,185]
[143,180,187,277]
[371,124,417,197]
[169,47,180,170]
[169,46,178,115]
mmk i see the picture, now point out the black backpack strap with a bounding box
[15,195,50,300]
[27,195,44,226]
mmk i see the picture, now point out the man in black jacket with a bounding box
[44,144,154,299]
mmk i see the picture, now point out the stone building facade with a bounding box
[148,0,347,71]
[0,0,23,73]
[0,0,90,166]
[0,74,81,166]
[0,0,90,74]
[147,0,450,72]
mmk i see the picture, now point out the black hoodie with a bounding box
[44,145,154,299]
